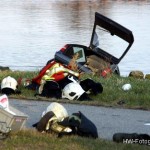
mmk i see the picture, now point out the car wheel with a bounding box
[114,66,120,76]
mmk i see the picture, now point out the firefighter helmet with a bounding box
[62,82,85,100]
[1,76,18,92]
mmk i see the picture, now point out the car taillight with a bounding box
[60,44,68,52]
[101,68,112,78]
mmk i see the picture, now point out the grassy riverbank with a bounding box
[0,70,150,110]
[0,129,149,150]
[0,70,150,149]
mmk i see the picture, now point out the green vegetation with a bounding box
[0,130,149,150]
[0,70,150,110]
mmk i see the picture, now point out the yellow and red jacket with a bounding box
[32,61,79,85]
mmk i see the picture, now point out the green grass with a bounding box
[1,70,150,110]
[0,129,149,150]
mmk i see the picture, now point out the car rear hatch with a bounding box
[90,12,134,65]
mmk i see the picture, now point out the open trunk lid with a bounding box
[90,12,134,64]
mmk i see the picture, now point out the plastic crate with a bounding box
[0,106,28,133]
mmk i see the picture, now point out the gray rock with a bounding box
[0,66,10,71]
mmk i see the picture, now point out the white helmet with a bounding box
[1,76,18,91]
[42,102,68,121]
[62,82,85,100]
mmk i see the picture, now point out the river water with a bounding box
[0,0,150,76]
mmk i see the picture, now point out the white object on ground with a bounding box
[122,83,132,91]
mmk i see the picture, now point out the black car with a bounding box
[48,12,134,76]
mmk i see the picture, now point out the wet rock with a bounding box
[145,74,150,79]
[129,71,144,79]
[0,66,10,71]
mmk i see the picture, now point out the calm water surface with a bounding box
[0,0,150,76]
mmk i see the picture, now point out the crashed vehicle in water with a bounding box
[48,12,134,77]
